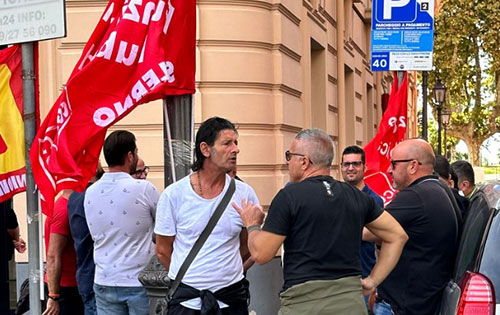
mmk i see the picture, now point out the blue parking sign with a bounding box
[375,0,417,23]
[371,0,434,71]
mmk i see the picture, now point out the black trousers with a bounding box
[167,303,248,315]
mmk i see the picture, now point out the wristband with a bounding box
[48,293,60,301]
[247,224,262,233]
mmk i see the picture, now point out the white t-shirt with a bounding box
[84,172,159,287]
[154,174,259,310]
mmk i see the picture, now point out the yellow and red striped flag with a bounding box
[0,45,25,202]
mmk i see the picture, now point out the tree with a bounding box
[431,0,500,166]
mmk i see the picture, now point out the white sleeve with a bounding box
[154,189,176,236]
[145,182,160,220]
[246,185,260,206]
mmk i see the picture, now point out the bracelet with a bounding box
[247,224,262,233]
[48,293,60,302]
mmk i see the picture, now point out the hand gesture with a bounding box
[232,199,265,227]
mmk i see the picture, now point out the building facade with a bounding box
[14,0,418,265]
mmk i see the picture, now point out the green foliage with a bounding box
[483,166,500,175]
[424,114,459,157]
[430,0,500,165]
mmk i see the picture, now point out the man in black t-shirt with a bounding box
[367,139,460,315]
[234,129,408,315]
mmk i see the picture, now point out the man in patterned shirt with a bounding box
[84,130,159,315]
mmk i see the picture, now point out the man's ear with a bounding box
[408,161,418,175]
[460,180,470,191]
[127,151,134,163]
[200,142,210,158]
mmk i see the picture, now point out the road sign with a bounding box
[0,0,66,46]
[371,0,434,71]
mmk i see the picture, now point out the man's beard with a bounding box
[129,156,138,174]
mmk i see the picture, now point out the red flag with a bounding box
[30,0,195,216]
[364,72,408,205]
[0,45,26,203]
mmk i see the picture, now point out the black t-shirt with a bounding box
[378,175,459,315]
[263,175,383,290]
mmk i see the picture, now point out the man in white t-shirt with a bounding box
[85,130,159,315]
[155,117,260,315]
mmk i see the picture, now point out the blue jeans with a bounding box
[81,292,97,315]
[94,284,149,315]
[374,300,395,315]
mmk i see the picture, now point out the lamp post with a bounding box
[441,108,451,158]
[433,80,447,155]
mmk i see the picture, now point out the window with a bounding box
[453,195,490,282]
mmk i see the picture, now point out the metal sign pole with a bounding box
[21,42,42,314]
[421,71,428,140]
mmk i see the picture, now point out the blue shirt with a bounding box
[360,184,384,278]
[68,189,95,296]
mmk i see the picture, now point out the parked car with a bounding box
[440,181,500,315]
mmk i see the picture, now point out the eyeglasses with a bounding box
[390,159,422,168]
[285,150,313,164]
[133,166,149,176]
[341,161,363,168]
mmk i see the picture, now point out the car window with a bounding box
[454,195,490,282]
[480,210,500,303]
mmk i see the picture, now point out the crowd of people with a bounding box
[36,116,478,315]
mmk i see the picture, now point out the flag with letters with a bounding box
[0,45,25,203]
[364,72,408,206]
[30,0,195,216]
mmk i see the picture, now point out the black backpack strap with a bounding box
[167,178,236,300]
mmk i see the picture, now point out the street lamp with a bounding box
[441,108,451,158]
[433,80,447,155]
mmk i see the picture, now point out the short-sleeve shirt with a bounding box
[154,174,259,310]
[378,175,459,315]
[360,184,384,278]
[263,175,383,290]
[68,189,94,296]
[85,172,159,287]
[44,196,78,287]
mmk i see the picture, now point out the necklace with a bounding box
[197,171,203,197]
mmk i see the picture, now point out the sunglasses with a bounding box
[285,150,313,164]
[390,159,422,168]
[133,166,150,176]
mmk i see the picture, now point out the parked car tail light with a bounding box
[457,272,496,315]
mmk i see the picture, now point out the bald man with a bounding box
[237,129,407,314]
[367,139,460,315]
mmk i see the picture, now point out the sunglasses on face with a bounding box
[133,166,149,176]
[285,150,313,164]
[390,159,422,168]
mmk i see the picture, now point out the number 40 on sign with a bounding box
[372,53,389,71]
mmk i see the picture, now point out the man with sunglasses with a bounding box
[235,129,407,314]
[366,139,460,315]
[132,158,149,180]
[341,145,384,312]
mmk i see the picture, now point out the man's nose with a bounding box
[232,143,240,154]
